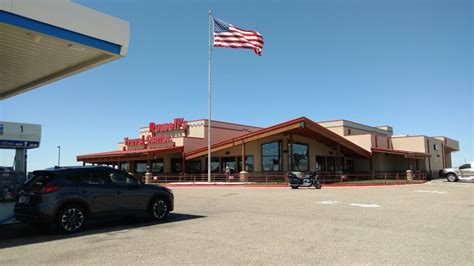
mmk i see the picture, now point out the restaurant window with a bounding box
[135,161,147,174]
[327,157,336,172]
[152,159,164,174]
[245,156,254,172]
[120,162,129,173]
[171,158,182,173]
[261,141,282,172]
[205,157,221,173]
[290,143,309,171]
[346,159,355,173]
[316,156,326,171]
[187,160,201,174]
[237,155,254,172]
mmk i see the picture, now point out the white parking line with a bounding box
[349,203,380,208]
[447,183,473,187]
[316,200,339,205]
[414,190,447,194]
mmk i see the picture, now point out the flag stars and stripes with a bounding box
[212,17,264,56]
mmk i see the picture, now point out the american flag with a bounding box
[213,18,264,56]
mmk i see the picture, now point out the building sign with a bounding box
[0,140,40,149]
[124,135,176,150]
[0,122,41,149]
[149,118,187,134]
[124,137,145,147]
[123,118,187,150]
[146,135,173,145]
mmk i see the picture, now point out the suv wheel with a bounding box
[56,205,86,234]
[149,198,169,221]
[446,173,457,182]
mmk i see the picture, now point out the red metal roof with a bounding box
[80,117,418,163]
[184,117,308,158]
[77,146,183,160]
[185,117,372,159]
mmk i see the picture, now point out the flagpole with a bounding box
[208,10,212,183]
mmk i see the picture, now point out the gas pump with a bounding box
[0,122,41,224]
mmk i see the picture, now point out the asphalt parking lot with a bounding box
[0,180,472,264]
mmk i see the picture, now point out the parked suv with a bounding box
[441,162,474,182]
[14,166,174,233]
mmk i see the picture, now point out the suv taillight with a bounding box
[35,185,62,193]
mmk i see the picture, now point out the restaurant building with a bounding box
[77,117,459,179]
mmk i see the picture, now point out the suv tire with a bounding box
[446,173,457,182]
[149,198,169,221]
[56,205,87,234]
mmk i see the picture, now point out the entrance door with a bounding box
[221,157,236,173]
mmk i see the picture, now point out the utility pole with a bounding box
[57,146,61,167]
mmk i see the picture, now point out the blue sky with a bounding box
[1,0,472,170]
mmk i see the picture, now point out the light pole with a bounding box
[57,146,61,167]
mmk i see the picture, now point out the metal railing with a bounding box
[315,171,426,185]
[140,171,427,185]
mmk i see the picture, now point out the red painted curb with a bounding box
[161,182,426,188]
[162,184,288,188]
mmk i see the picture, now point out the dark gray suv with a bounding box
[14,166,174,233]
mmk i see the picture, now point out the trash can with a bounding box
[145,171,153,184]
[239,171,248,182]
[406,170,413,180]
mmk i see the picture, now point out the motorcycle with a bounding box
[288,171,321,189]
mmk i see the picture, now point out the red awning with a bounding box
[77,146,183,161]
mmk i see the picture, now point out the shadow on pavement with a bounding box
[0,213,205,249]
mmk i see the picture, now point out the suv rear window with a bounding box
[25,170,75,188]
[24,171,56,189]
